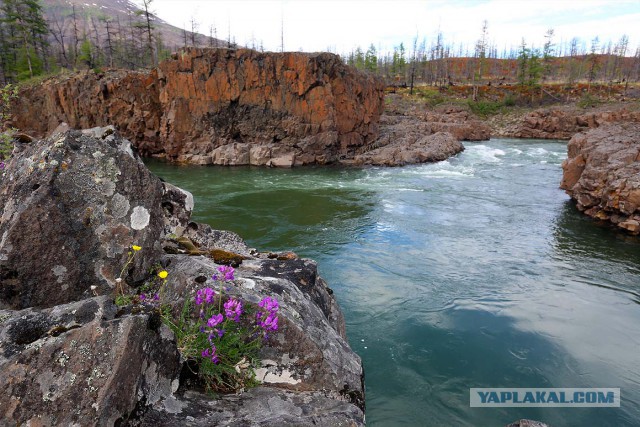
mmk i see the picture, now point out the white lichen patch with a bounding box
[102,180,116,197]
[92,151,104,160]
[181,188,194,212]
[110,193,130,219]
[57,351,70,367]
[86,367,106,393]
[131,206,150,230]
[52,265,68,284]
[254,360,301,385]
[118,140,135,159]
[78,344,91,358]
[239,278,256,290]
[255,368,301,385]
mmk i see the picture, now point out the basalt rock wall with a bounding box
[13,48,385,167]
[561,123,640,234]
[498,107,640,140]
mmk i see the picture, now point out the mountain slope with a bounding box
[42,0,228,57]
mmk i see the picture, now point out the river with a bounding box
[146,138,640,426]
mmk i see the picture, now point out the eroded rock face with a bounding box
[12,48,385,167]
[503,107,640,140]
[561,123,640,234]
[0,127,164,309]
[347,114,464,166]
[0,296,181,426]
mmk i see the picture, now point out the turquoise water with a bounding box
[146,139,640,426]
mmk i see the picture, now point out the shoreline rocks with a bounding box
[491,104,640,140]
[561,123,640,234]
[0,128,365,425]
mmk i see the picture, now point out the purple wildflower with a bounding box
[224,298,243,322]
[0,161,5,170]
[139,293,146,301]
[153,293,159,301]
[217,265,235,281]
[201,345,219,364]
[195,287,216,305]
[207,313,223,328]
[257,311,279,332]
[259,296,279,313]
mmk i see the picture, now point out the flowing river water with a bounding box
[146,138,640,426]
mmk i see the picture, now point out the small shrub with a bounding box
[503,94,516,107]
[577,93,602,109]
[468,100,503,117]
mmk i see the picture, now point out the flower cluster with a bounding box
[214,265,235,281]
[162,263,280,392]
[224,298,243,322]
[256,296,279,335]
[195,287,216,305]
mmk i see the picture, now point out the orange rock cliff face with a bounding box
[13,48,385,166]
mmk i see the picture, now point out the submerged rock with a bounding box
[561,123,640,234]
[506,420,550,427]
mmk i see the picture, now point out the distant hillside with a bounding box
[41,0,229,68]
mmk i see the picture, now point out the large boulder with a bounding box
[0,296,181,426]
[0,127,165,309]
[561,123,640,234]
[0,127,365,425]
[348,114,464,166]
[12,48,385,166]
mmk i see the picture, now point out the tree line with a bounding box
[344,23,640,90]
[1,2,639,90]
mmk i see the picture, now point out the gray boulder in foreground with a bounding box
[0,126,165,309]
[0,128,364,426]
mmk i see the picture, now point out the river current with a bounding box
[146,138,640,426]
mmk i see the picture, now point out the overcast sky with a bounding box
[150,0,640,56]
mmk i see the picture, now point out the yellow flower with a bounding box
[158,270,168,279]
[132,245,142,251]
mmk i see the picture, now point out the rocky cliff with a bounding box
[492,105,640,140]
[561,123,640,234]
[0,128,364,425]
[12,48,384,167]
